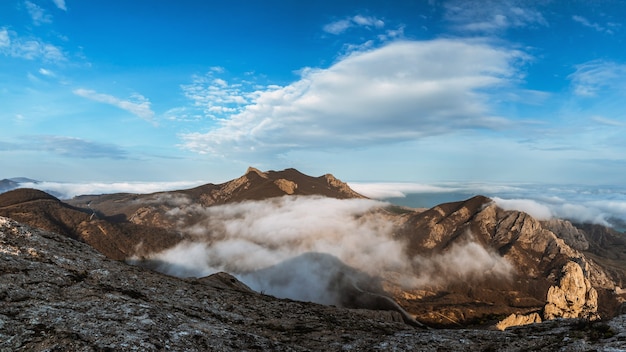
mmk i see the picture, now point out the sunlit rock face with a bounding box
[495,313,542,331]
[544,261,599,320]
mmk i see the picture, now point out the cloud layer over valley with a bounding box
[134,195,513,306]
[351,182,626,229]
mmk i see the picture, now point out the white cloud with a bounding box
[209,66,225,73]
[38,135,129,160]
[0,28,10,48]
[136,196,513,305]
[38,68,55,77]
[349,182,459,199]
[179,39,525,156]
[493,197,553,220]
[0,28,66,62]
[323,14,385,35]
[323,19,352,35]
[52,0,67,11]
[349,181,626,227]
[591,116,624,127]
[25,1,52,26]
[73,88,156,123]
[18,180,206,199]
[572,15,613,34]
[352,15,384,28]
[445,0,547,33]
[178,74,261,121]
[569,60,626,97]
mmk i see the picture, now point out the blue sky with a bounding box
[1,0,625,185]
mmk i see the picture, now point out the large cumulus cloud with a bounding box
[179,39,526,156]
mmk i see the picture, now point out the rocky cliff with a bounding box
[394,196,624,326]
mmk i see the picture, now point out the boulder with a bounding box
[495,313,542,331]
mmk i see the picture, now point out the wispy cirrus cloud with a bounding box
[0,29,9,48]
[35,135,128,159]
[38,68,55,77]
[323,14,385,35]
[572,15,616,35]
[444,0,547,33]
[569,60,626,97]
[591,116,624,127]
[52,0,67,11]
[0,135,128,160]
[0,28,66,62]
[179,39,526,156]
[73,88,156,123]
[25,1,52,26]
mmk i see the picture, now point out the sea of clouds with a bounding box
[350,182,626,230]
[130,195,513,306]
[12,180,207,199]
[7,178,624,229]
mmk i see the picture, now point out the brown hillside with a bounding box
[0,188,181,260]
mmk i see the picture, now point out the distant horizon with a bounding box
[2,171,625,231]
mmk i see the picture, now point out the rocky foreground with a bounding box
[2,216,626,351]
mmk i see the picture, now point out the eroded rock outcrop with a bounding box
[496,313,542,331]
[273,179,297,194]
[544,260,600,320]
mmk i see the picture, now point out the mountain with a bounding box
[1,167,625,330]
[391,195,625,326]
[2,216,626,351]
[66,167,364,223]
[0,177,39,193]
[0,188,182,260]
[0,178,19,193]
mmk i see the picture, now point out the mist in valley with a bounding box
[132,195,514,306]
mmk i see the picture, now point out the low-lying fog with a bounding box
[7,179,625,230]
[350,182,626,230]
[131,195,513,306]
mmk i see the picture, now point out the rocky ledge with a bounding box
[1,216,626,351]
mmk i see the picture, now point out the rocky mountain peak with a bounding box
[245,166,269,179]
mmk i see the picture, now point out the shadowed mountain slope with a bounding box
[0,188,181,260]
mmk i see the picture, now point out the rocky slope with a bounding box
[0,188,182,260]
[3,216,626,351]
[392,195,625,326]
